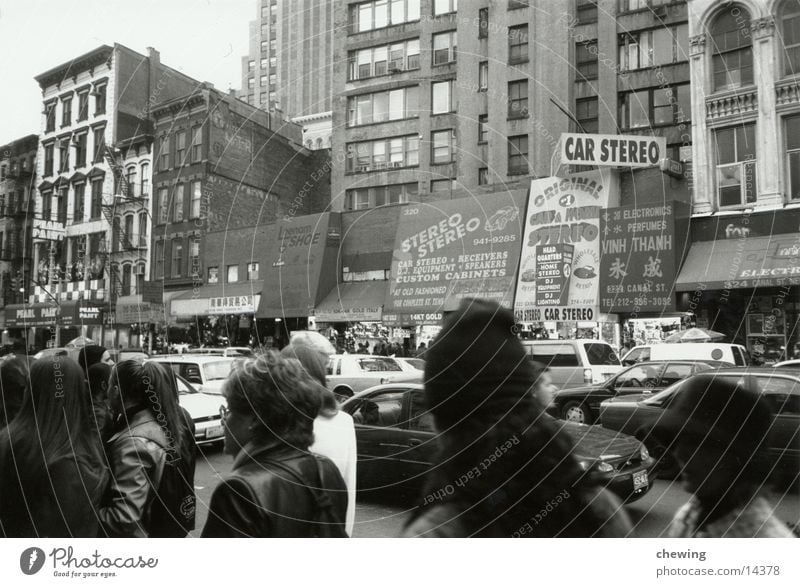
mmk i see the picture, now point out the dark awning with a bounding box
[676,235,800,291]
[315,281,388,322]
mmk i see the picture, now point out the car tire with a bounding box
[333,386,353,403]
[562,401,593,425]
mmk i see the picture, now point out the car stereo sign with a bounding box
[515,172,609,322]
[560,133,666,168]
[384,191,527,324]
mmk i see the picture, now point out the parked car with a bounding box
[547,360,731,424]
[774,359,800,370]
[621,343,751,367]
[174,375,226,446]
[340,383,655,503]
[193,346,255,358]
[326,355,422,401]
[598,367,800,485]
[107,348,148,364]
[395,357,425,373]
[148,355,237,394]
[521,339,623,389]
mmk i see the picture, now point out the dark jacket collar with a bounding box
[232,440,305,470]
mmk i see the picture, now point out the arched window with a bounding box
[140,162,150,196]
[138,211,148,247]
[780,0,800,75]
[135,263,145,295]
[121,264,132,297]
[126,166,137,197]
[710,5,753,91]
[316,137,323,149]
[124,214,134,248]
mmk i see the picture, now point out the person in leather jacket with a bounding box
[202,351,347,537]
[98,361,193,537]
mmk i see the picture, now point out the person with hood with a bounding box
[658,376,795,538]
[402,298,632,538]
[281,331,357,536]
[77,345,114,376]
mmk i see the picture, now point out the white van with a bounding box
[522,340,623,389]
[621,343,751,367]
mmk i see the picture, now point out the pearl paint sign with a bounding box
[514,172,609,323]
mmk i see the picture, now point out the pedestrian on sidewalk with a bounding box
[98,360,195,537]
[402,298,632,538]
[77,345,114,376]
[0,357,108,537]
[202,351,347,537]
[282,331,357,536]
[0,355,33,429]
[87,363,114,443]
[658,376,795,538]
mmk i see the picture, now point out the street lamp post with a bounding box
[48,241,61,347]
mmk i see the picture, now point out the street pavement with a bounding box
[191,443,799,538]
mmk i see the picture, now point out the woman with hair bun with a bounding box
[202,351,348,537]
[0,357,107,537]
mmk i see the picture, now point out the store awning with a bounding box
[676,235,800,291]
[171,283,261,317]
[315,281,388,322]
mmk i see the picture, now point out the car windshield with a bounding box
[404,358,425,370]
[203,360,235,381]
[357,357,402,372]
[584,342,620,366]
[643,379,686,405]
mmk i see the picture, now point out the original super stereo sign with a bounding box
[560,133,666,168]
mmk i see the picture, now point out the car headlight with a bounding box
[640,445,650,461]
[594,462,615,474]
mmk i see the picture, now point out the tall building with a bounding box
[0,134,37,346]
[29,44,200,350]
[240,0,335,148]
[671,0,800,362]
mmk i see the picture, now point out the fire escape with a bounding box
[1,158,34,305]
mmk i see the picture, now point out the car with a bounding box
[395,357,425,373]
[192,346,255,358]
[598,367,800,485]
[148,355,237,394]
[521,339,623,389]
[340,383,656,504]
[107,348,148,364]
[621,343,751,367]
[174,375,226,446]
[326,354,422,401]
[774,359,800,370]
[546,360,732,424]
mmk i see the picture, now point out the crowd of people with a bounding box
[0,298,795,538]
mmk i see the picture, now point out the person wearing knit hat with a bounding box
[660,375,794,538]
[402,297,632,538]
[77,345,114,376]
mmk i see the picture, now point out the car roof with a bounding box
[347,382,424,400]
[699,366,800,376]
[630,359,732,366]
[149,355,236,364]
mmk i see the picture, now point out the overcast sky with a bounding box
[0,0,254,145]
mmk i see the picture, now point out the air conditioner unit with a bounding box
[388,62,403,73]
[135,264,146,275]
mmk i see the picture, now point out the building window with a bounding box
[121,264,132,297]
[125,166,137,197]
[74,132,87,167]
[90,179,103,219]
[348,39,420,80]
[508,80,529,118]
[478,114,489,143]
[171,240,183,278]
[711,6,753,92]
[349,0,420,33]
[434,0,457,14]
[431,130,455,164]
[346,135,419,172]
[138,211,148,247]
[432,80,455,114]
[227,265,239,283]
[575,97,599,133]
[576,41,598,80]
[140,163,150,196]
[715,123,756,208]
[478,61,488,91]
[93,83,107,115]
[619,84,690,129]
[45,103,56,133]
[135,264,145,294]
[73,183,85,223]
[433,31,457,65]
[781,1,800,76]
[509,0,530,8]
[508,134,529,175]
[61,96,72,127]
[59,139,70,173]
[123,215,134,249]
[44,143,54,176]
[344,182,418,210]
[154,241,164,279]
[157,187,169,224]
[247,262,260,281]
[478,168,489,185]
[173,184,185,222]
[207,266,219,284]
[158,136,169,170]
[430,179,456,193]
[190,180,202,217]
[618,25,689,71]
[57,187,68,224]
[347,86,419,126]
[787,115,800,200]
[191,126,203,162]
[478,7,489,38]
[576,0,598,24]
[189,238,200,277]
[175,130,187,166]
[77,91,89,121]
[91,128,104,163]
[509,25,529,64]
[41,191,53,222]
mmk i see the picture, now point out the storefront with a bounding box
[3,300,105,350]
[315,280,388,352]
[255,212,340,349]
[170,284,261,347]
[110,300,166,351]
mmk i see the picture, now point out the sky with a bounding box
[0,0,255,145]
